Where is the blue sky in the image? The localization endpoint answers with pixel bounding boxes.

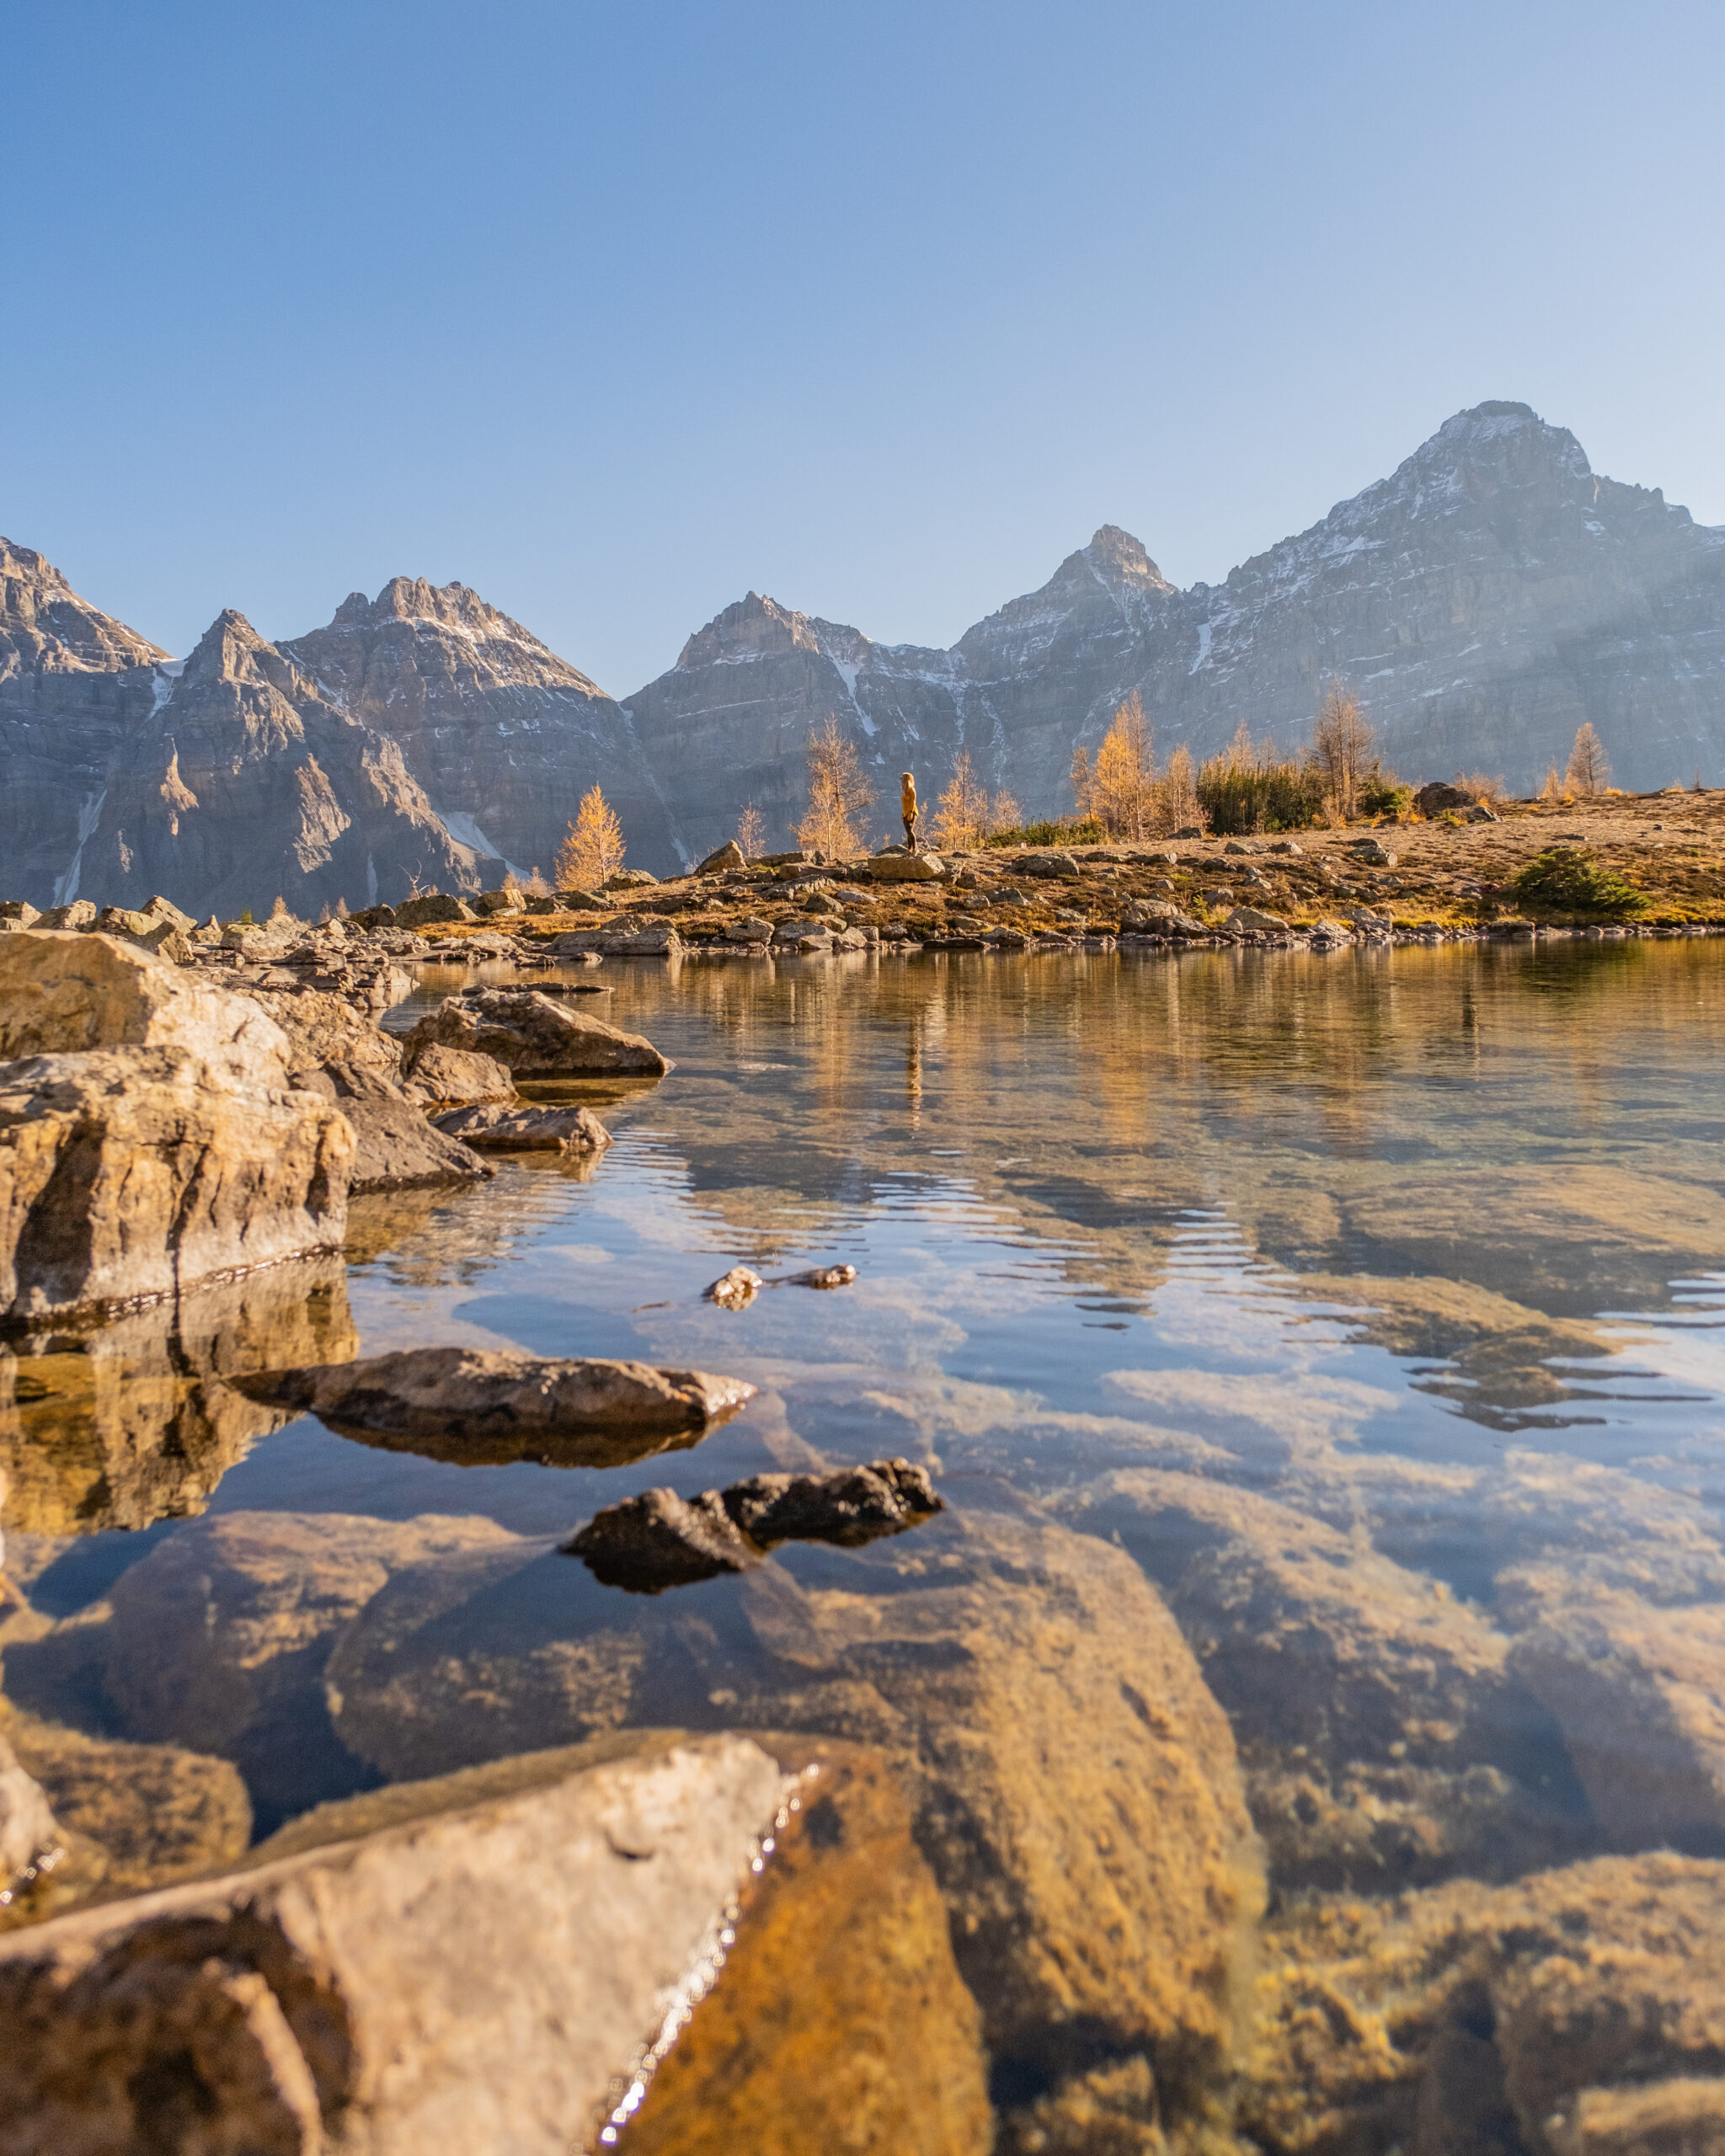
[7,1,1722,693]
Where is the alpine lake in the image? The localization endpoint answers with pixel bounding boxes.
[7,936,1725,2154]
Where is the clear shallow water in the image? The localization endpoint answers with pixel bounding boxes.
[6,938,1725,1831]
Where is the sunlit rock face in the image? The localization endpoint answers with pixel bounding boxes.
[281,576,679,885]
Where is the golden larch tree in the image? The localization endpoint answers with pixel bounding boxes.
[1311,682,1375,823]
[555,784,626,890]
[1566,723,1610,795]
[735,802,766,860]
[932,749,992,852]
[797,718,874,859]
[1091,691,1156,839]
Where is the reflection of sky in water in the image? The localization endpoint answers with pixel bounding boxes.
[9,941,1725,1826]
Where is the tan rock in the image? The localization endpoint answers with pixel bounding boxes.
[403,985,670,1075]
[0,1733,786,2156]
[0,1046,354,1322]
[225,980,404,1086]
[868,851,945,882]
[231,1346,756,1455]
[0,929,291,1084]
[430,1100,611,1152]
[398,1042,515,1106]
[622,1737,991,2156]
[328,1509,1263,2136]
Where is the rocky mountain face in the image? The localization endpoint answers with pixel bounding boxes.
[0,549,483,916]
[0,540,167,907]
[5,401,1722,909]
[622,405,1725,855]
[281,579,676,879]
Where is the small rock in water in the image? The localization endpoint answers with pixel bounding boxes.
[786,1263,857,1289]
[566,1487,764,1591]
[706,1264,763,1309]
[230,1346,756,1449]
[724,1459,943,1548]
[564,1459,945,1592]
[431,1102,611,1154]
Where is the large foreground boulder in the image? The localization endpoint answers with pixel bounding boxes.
[0,1047,354,1323]
[0,1734,787,2156]
[324,1508,1263,2141]
[0,930,292,1077]
[402,985,670,1075]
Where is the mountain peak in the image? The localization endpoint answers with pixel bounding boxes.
[0,537,168,670]
[1085,525,1173,593]
[676,590,824,669]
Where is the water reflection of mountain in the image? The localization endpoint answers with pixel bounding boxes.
[1,1260,357,1540]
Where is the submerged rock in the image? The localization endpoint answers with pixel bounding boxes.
[1509,1593,1725,1854]
[327,1508,1262,2140]
[431,1100,611,1153]
[3,1709,253,1915]
[620,1737,992,2156]
[1058,1469,1570,1891]
[567,1460,944,1592]
[402,985,670,1075]
[230,1345,756,1454]
[1244,1853,1725,2156]
[0,1734,785,2156]
[95,1509,518,1825]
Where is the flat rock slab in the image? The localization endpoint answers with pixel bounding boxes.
[0,1734,786,2156]
[866,851,944,883]
[403,986,670,1075]
[230,1346,757,1463]
[566,1460,945,1592]
[431,1101,611,1153]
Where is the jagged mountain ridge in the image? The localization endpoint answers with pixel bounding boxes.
[280,579,676,878]
[621,404,1725,856]
[3,399,1722,910]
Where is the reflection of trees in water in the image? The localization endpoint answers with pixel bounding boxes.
[596,941,1725,1332]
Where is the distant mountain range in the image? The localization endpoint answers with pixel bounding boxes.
[4,400,1722,913]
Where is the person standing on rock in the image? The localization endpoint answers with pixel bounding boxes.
[901,771,919,850]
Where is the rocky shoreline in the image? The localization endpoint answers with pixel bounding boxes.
[2,872,1724,2152]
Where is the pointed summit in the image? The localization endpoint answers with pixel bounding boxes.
[1085,526,1174,594]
